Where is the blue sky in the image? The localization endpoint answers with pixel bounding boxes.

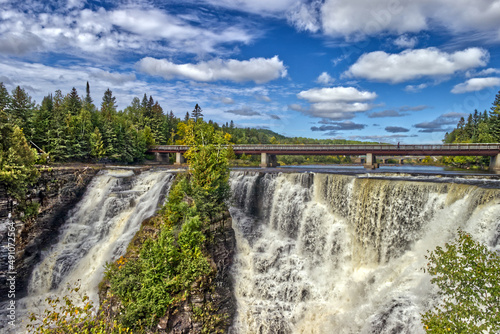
[1,0,500,143]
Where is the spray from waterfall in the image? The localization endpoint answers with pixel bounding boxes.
[229,171,500,334]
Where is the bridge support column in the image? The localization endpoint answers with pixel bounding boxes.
[364,153,379,169]
[174,152,185,166]
[260,153,279,168]
[155,152,170,164]
[489,154,500,172]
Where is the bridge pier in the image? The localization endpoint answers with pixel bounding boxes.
[260,153,279,168]
[364,153,379,169]
[174,152,185,166]
[155,152,170,164]
[489,154,500,172]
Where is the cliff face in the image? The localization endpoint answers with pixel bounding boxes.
[99,213,236,334]
[0,166,100,301]
[157,218,236,334]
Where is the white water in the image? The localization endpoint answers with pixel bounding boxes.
[3,168,174,332]
[228,171,500,334]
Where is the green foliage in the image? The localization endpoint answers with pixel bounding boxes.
[422,230,500,333]
[105,118,231,330]
[0,121,40,199]
[27,281,130,334]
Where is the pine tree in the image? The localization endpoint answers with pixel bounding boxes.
[90,127,105,161]
[101,88,117,122]
[191,104,203,121]
[0,82,10,114]
[489,90,500,141]
[65,87,82,116]
[10,86,35,139]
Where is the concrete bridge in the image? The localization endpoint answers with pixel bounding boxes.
[148,144,500,171]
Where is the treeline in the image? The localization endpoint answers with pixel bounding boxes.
[0,82,180,163]
[442,90,500,167]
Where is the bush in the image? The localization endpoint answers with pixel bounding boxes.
[27,281,130,333]
[422,230,500,333]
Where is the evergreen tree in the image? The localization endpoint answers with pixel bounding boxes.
[101,88,117,121]
[90,127,105,161]
[65,87,82,116]
[0,82,10,114]
[191,104,203,121]
[489,91,500,141]
[10,86,35,139]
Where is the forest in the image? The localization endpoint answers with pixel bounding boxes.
[441,90,500,167]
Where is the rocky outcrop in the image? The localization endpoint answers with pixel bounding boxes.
[99,213,236,333]
[0,166,100,301]
[157,217,236,334]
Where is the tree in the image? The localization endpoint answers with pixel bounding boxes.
[10,86,35,139]
[182,120,231,221]
[0,82,10,113]
[0,120,39,199]
[422,230,500,333]
[89,127,105,161]
[101,88,117,121]
[191,103,203,121]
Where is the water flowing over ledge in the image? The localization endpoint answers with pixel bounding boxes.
[228,171,500,334]
[1,169,175,332]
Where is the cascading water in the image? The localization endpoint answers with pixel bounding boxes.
[3,168,175,332]
[228,171,500,334]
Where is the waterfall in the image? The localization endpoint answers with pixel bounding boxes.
[228,171,500,334]
[3,168,175,332]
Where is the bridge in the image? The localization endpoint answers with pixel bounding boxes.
[148,144,500,171]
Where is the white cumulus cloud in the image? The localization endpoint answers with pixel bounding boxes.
[287,0,500,39]
[316,72,335,85]
[393,35,418,49]
[346,47,489,83]
[451,77,500,94]
[297,86,377,103]
[137,56,287,84]
[296,86,377,120]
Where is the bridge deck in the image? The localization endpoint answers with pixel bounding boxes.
[149,144,500,156]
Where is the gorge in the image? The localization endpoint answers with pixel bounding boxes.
[2,168,500,333]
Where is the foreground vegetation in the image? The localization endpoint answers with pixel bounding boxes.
[422,231,500,333]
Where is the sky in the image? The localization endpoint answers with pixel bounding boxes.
[1,0,500,144]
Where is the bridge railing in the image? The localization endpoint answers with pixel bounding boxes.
[150,143,500,152]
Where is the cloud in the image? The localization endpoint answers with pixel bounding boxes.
[202,0,299,14]
[311,121,366,133]
[255,94,272,102]
[295,86,377,120]
[270,114,281,120]
[400,105,428,111]
[405,83,428,92]
[414,112,466,133]
[0,3,256,57]
[345,47,489,83]
[225,106,261,116]
[287,0,500,39]
[451,77,500,94]
[393,35,418,49]
[137,56,287,83]
[89,69,136,85]
[385,126,410,133]
[297,86,377,103]
[350,134,417,143]
[316,72,335,85]
[0,32,44,55]
[220,97,235,104]
[368,109,406,118]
